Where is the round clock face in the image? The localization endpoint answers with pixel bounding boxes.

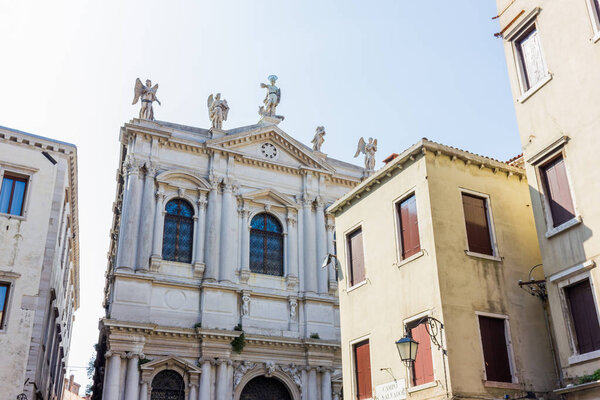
[261,143,278,159]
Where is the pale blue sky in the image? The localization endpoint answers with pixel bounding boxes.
[0,0,514,389]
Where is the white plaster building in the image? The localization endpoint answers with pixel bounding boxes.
[93,117,363,400]
[0,126,80,400]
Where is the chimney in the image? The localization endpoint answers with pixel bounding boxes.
[383,153,399,164]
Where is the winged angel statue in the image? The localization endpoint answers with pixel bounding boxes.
[207,93,229,130]
[354,137,378,171]
[132,78,161,120]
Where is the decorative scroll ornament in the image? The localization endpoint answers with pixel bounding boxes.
[233,361,257,389]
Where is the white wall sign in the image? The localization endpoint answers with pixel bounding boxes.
[374,379,406,400]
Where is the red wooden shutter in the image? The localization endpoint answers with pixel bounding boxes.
[348,229,365,286]
[398,195,421,259]
[462,194,493,255]
[354,341,372,399]
[565,280,600,354]
[410,323,434,386]
[478,316,512,382]
[541,156,575,227]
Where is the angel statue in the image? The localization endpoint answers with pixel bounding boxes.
[311,126,326,152]
[207,93,229,130]
[132,78,161,120]
[354,137,378,171]
[259,75,283,120]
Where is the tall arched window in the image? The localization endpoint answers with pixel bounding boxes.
[162,198,194,263]
[250,213,284,276]
[151,370,184,400]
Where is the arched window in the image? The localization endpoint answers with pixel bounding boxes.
[162,199,194,263]
[250,213,284,276]
[151,370,184,400]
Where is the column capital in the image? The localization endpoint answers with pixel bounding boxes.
[126,352,140,360]
[286,212,297,226]
[315,196,325,209]
[155,188,166,200]
[197,192,208,209]
[144,162,159,178]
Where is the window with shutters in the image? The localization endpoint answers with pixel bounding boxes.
[407,321,434,387]
[396,194,421,260]
[0,282,10,329]
[565,279,600,354]
[250,213,284,276]
[540,155,576,228]
[514,24,549,93]
[478,315,514,383]
[461,192,496,257]
[0,173,28,216]
[347,227,366,287]
[353,340,372,400]
[162,198,194,263]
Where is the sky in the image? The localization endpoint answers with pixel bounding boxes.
[0,0,515,391]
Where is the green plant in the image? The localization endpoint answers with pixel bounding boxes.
[234,323,243,331]
[309,333,320,339]
[193,322,202,329]
[138,357,152,368]
[578,369,600,384]
[231,332,246,353]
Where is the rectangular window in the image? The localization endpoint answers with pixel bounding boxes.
[462,193,493,256]
[353,340,372,399]
[409,321,434,386]
[347,228,365,286]
[397,195,420,259]
[0,283,9,328]
[565,279,600,354]
[515,26,547,91]
[540,155,575,227]
[0,174,28,216]
[478,316,512,383]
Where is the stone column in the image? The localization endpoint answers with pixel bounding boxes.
[286,210,298,289]
[124,352,140,400]
[188,383,198,400]
[321,368,332,400]
[308,367,318,400]
[193,193,208,277]
[326,214,337,292]
[215,360,228,400]
[226,362,234,400]
[199,360,212,400]
[117,160,142,270]
[297,200,305,293]
[315,198,328,294]
[239,207,251,283]
[303,198,317,293]
[204,178,221,281]
[103,351,123,400]
[219,182,236,283]
[139,381,148,400]
[150,188,166,269]
[300,367,308,400]
[137,164,157,272]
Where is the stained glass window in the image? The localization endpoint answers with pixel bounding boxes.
[250,213,284,276]
[151,370,184,400]
[0,174,27,216]
[162,199,194,263]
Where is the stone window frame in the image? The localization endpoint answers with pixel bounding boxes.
[458,188,502,262]
[403,310,439,393]
[348,333,372,400]
[247,210,287,278]
[0,161,37,221]
[343,221,368,292]
[584,0,600,42]
[0,271,20,332]
[392,187,425,267]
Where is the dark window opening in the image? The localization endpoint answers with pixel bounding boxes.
[250,213,284,276]
[162,199,194,263]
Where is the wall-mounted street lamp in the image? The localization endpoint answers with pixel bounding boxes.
[321,253,344,281]
[395,336,419,367]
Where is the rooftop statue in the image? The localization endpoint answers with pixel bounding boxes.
[354,137,378,171]
[132,78,161,120]
[207,93,229,130]
[311,126,326,152]
[259,75,284,120]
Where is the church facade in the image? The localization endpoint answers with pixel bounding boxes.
[92,109,363,400]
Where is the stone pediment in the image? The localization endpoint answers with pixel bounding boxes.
[140,355,202,373]
[242,188,298,209]
[156,170,211,191]
[206,125,334,173]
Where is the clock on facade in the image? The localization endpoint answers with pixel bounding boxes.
[260,143,278,159]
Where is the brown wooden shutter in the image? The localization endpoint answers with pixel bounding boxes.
[478,316,512,382]
[348,229,365,286]
[462,194,493,255]
[398,195,421,259]
[354,340,372,399]
[410,323,434,386]
[541,156,575,227]
[565,279,600,354]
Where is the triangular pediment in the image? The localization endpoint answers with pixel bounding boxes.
[206,125,333,172]
[140,355,201,373]
[242,188,298,209]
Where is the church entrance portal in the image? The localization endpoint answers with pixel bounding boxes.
[151,370,185,400]
[239,376,292,400]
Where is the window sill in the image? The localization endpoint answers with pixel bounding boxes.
[407,381,437,393]
[0,212,26,221]
[465,251,502,262]
[347,279,368,293]
[568,349,600,365]
[545,215,582,238]
[484,381,521,390]
[394,250,425,268]
[517,74,552,103]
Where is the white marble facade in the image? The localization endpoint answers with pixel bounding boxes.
[95,118,363,400]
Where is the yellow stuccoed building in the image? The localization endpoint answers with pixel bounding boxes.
[328,140,558,400]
